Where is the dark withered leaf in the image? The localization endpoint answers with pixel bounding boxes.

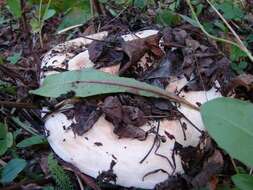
[102,96,147,127]
[120,37,147,74]
[118,94,177,118]
[119,34,163,74]
[143,49,183,89]
[113,124,147,141]
[185,38,200,51]
[191,150,224,188]
[102,96,123,127]
[227,73,253,91]
[88,40,104,62]
[145,34,164,58]
[144,56,173,80]
[71,103,101,135]
[102,96,148,139]
[122,37,147,63]
[172,29,187,45]
[178,145,204,176]
[122,106,147,127]
[155,175,188,190]
[118,94,153,116]
[88,37,124,68]
[182,55,195,80]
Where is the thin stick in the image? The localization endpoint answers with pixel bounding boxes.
[0,101,39,109]
[76,174,85,190]
[230,157,239,173]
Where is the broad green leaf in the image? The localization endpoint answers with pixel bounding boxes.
[0,158,27,184]
[232,174,253,190]
[57,1,91,32]
[7,52,22,64]
[17,135,47,148]
[0,123,13,156]
[30,68,197,110]
[201,97,253,167]
[7,0,22,18]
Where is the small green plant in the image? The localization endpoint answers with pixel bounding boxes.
[7,51,22,64]
[30,0,56,47]
[47,153,74,190]
[56,0,91,33]
[0,122,13,156]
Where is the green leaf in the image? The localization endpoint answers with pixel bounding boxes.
[215,1,244,21]
[214,20,227,32]
[7,52,22,64]
[201,97,253,167]
[30,18,40,33]
[155,9,181,26]
[7,0,22,18]
[246,34,253,43]
[0,159,27,184]
[231,45,247,62]
[179,14,199,27]
[16,135,47,148]
[0,81,16,95]
[232,174,253,190]
[238,61,248,70]
[0,16,6,25]
[134,0,146,9]
[57,1,91,32]
[43,186,54,190]
[30,68,197,110]
[11,117,39,136]
[43,9,56,21]
[0,123,13,156]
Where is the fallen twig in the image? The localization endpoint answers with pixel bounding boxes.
[0,101,39,109]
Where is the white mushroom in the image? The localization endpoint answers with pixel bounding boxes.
[41,30,221,189]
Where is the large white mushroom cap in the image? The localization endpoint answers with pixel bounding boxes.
[41,30,221,189]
